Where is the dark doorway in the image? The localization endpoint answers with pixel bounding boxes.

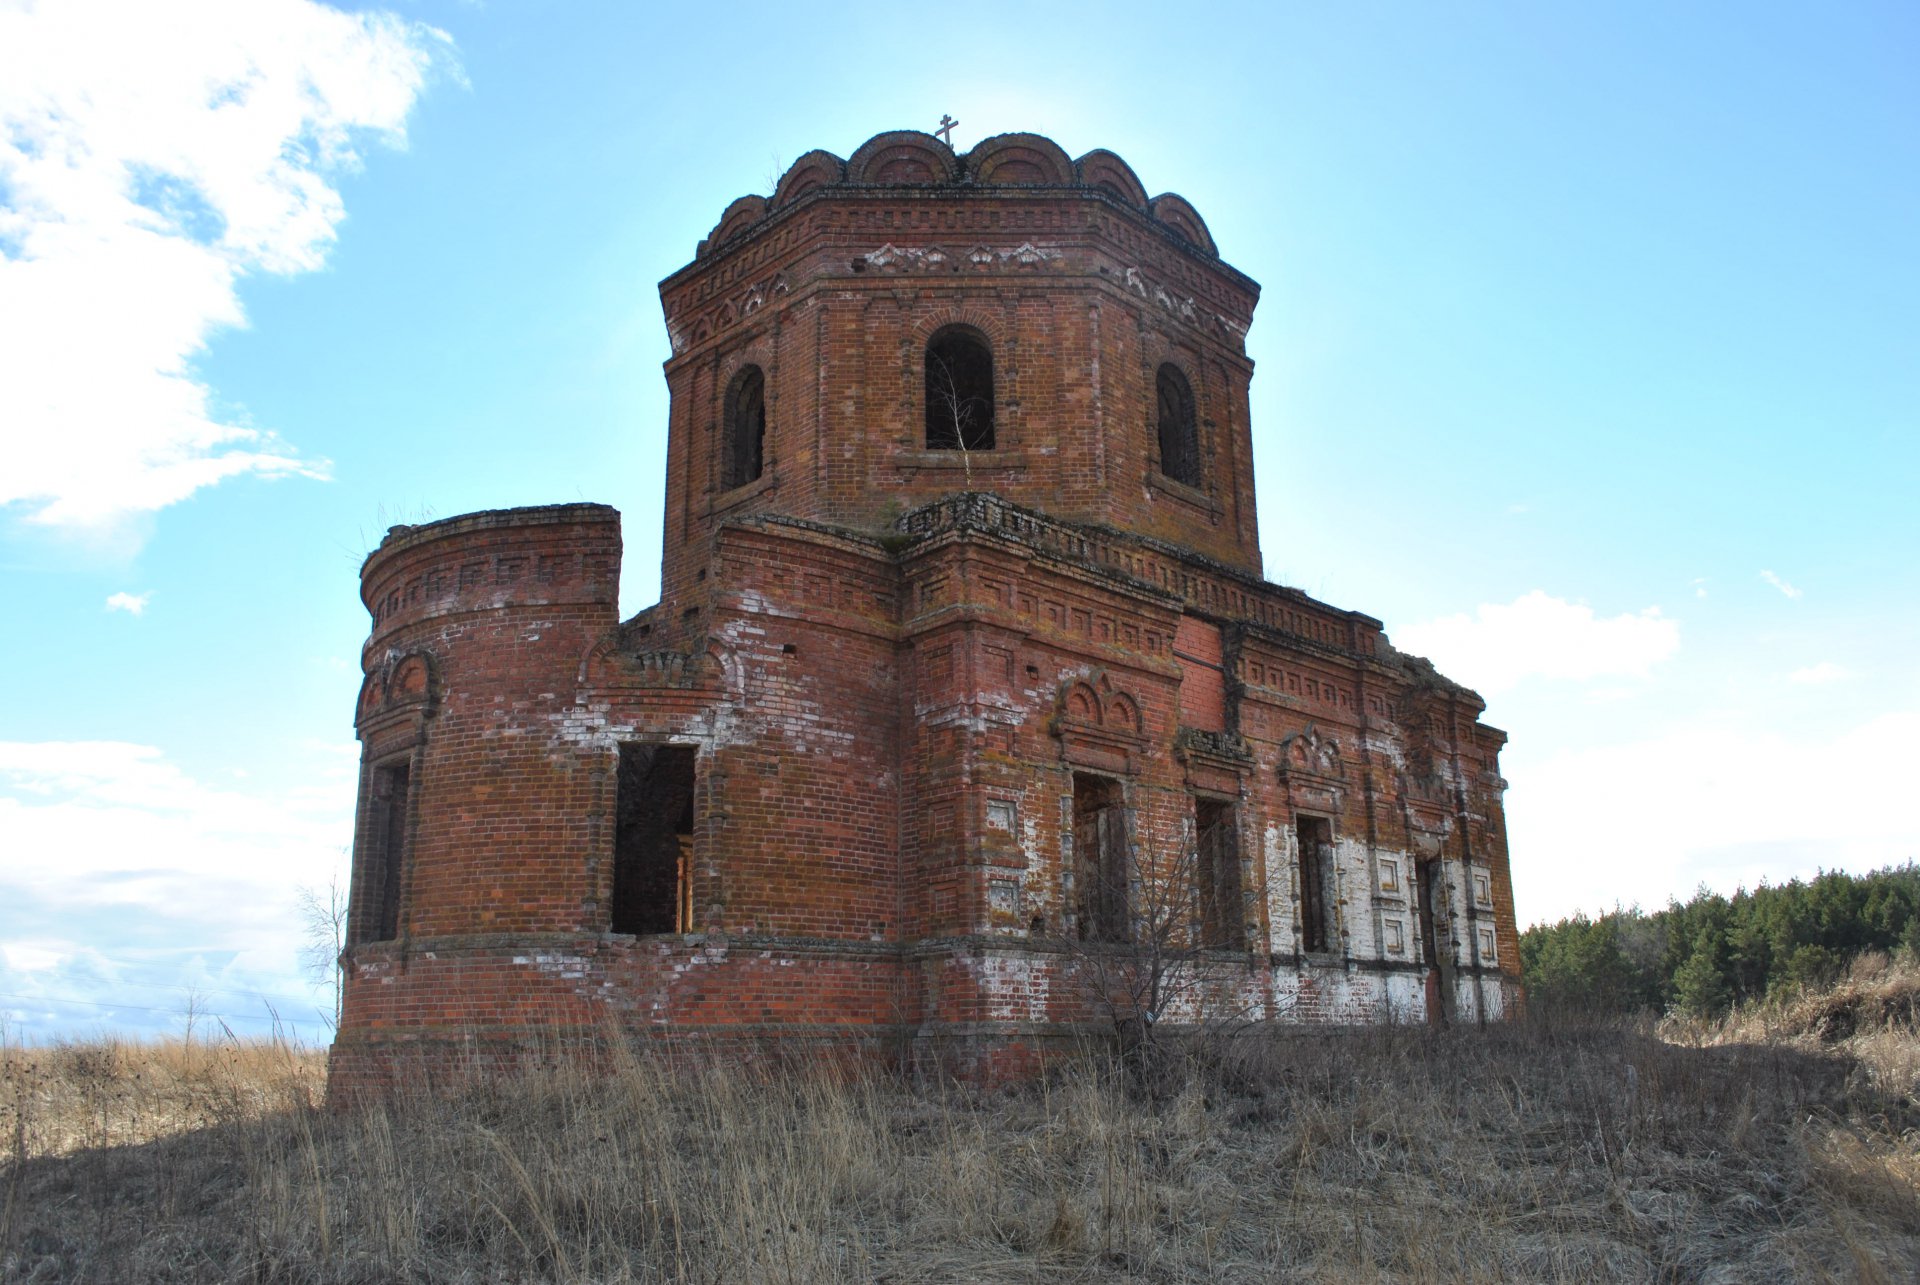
[1416,858,1455,1024]
[613,744,696,935]
[1073,773,1128,942]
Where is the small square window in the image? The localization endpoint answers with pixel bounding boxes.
[1379,858,1399,893]
[1384,918,1406,955]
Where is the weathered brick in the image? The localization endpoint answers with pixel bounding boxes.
[331,131,1520,1093]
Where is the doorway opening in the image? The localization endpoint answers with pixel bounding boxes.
[613,744,696,934]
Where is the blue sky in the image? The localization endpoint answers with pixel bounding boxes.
[2,0,1915,1042]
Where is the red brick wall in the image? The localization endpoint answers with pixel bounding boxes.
[350,505,622,943]
[334,133,1524,1091]
[653,183,1265,612]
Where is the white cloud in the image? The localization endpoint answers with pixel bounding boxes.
[104,590,149,614]
[2,941,66,973]
[1511,710,1920,925]
[0,739,348,890]
[1788,661,1850,685]
[1690,577,1708,599]
[0,1,452,538]
[1760,569,1803,599]
[0,739,355,1039]
[1394,590,1680,696]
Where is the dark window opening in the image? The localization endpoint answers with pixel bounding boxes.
[1073,773,1128,942]
[723,365,766,489]
[1296,816,1333,953]
[1196,798,1242,949]
[613,744,696,935]
[925,327,995,451]
[1156,363,1199,487]
[361,761,410,943]
[1416,859,1443,968]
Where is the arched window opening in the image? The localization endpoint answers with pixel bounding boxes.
[723,365,766,489]
[925,328,995,451]
[1156,363,1199,487]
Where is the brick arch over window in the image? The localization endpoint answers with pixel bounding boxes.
[722,364,766,488]
[924,325,995,451]
[1156,362,1199,486]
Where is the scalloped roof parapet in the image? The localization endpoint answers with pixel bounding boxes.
[695,129,1218,260]
[1073,149,1150,209]
[846,129,960,187]
[967,132,1075,186]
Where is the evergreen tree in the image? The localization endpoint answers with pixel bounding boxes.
[1520,863,1920,1017]
[1672,926,1732,1018]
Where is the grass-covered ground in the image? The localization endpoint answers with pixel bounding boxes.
[6,965,1920,1282]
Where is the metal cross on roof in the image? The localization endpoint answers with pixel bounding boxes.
[935,114,959,146]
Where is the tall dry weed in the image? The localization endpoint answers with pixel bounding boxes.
[3,1014,1919,1282]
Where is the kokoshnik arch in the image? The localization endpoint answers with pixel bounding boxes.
[334,129,1521,1088]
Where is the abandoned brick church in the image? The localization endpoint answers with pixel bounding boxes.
[333,129,1521,1087]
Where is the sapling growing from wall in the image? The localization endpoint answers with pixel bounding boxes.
[1056,791,1260,1088]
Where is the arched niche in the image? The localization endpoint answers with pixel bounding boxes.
[846,130,958,186]
[1064,680,1102,725]
[1073,149,1149,209]
[1105,692,1142,735]
[1149,192,1217,257]
[967,133,1074,186]
[1051,671,1149,775]
[700,195,769,257]
[771,149,845,208]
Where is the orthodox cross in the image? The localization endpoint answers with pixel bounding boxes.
[935,114,959,146]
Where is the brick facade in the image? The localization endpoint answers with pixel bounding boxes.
[332,131,1522,1090]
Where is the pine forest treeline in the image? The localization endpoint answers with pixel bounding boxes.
[1520,863,1920,1018]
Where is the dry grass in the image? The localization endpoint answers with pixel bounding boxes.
[1667,952,1920,1108]
[4,1010,1919,1283]
[1,1033,324,1159]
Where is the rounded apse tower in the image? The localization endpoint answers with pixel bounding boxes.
[338,505,620,1084]
[332,131,1522,1091]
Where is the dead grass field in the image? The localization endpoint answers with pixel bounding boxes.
[6,972,1920,1283]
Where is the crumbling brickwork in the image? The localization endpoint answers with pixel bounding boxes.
[332,130,1522,1090]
